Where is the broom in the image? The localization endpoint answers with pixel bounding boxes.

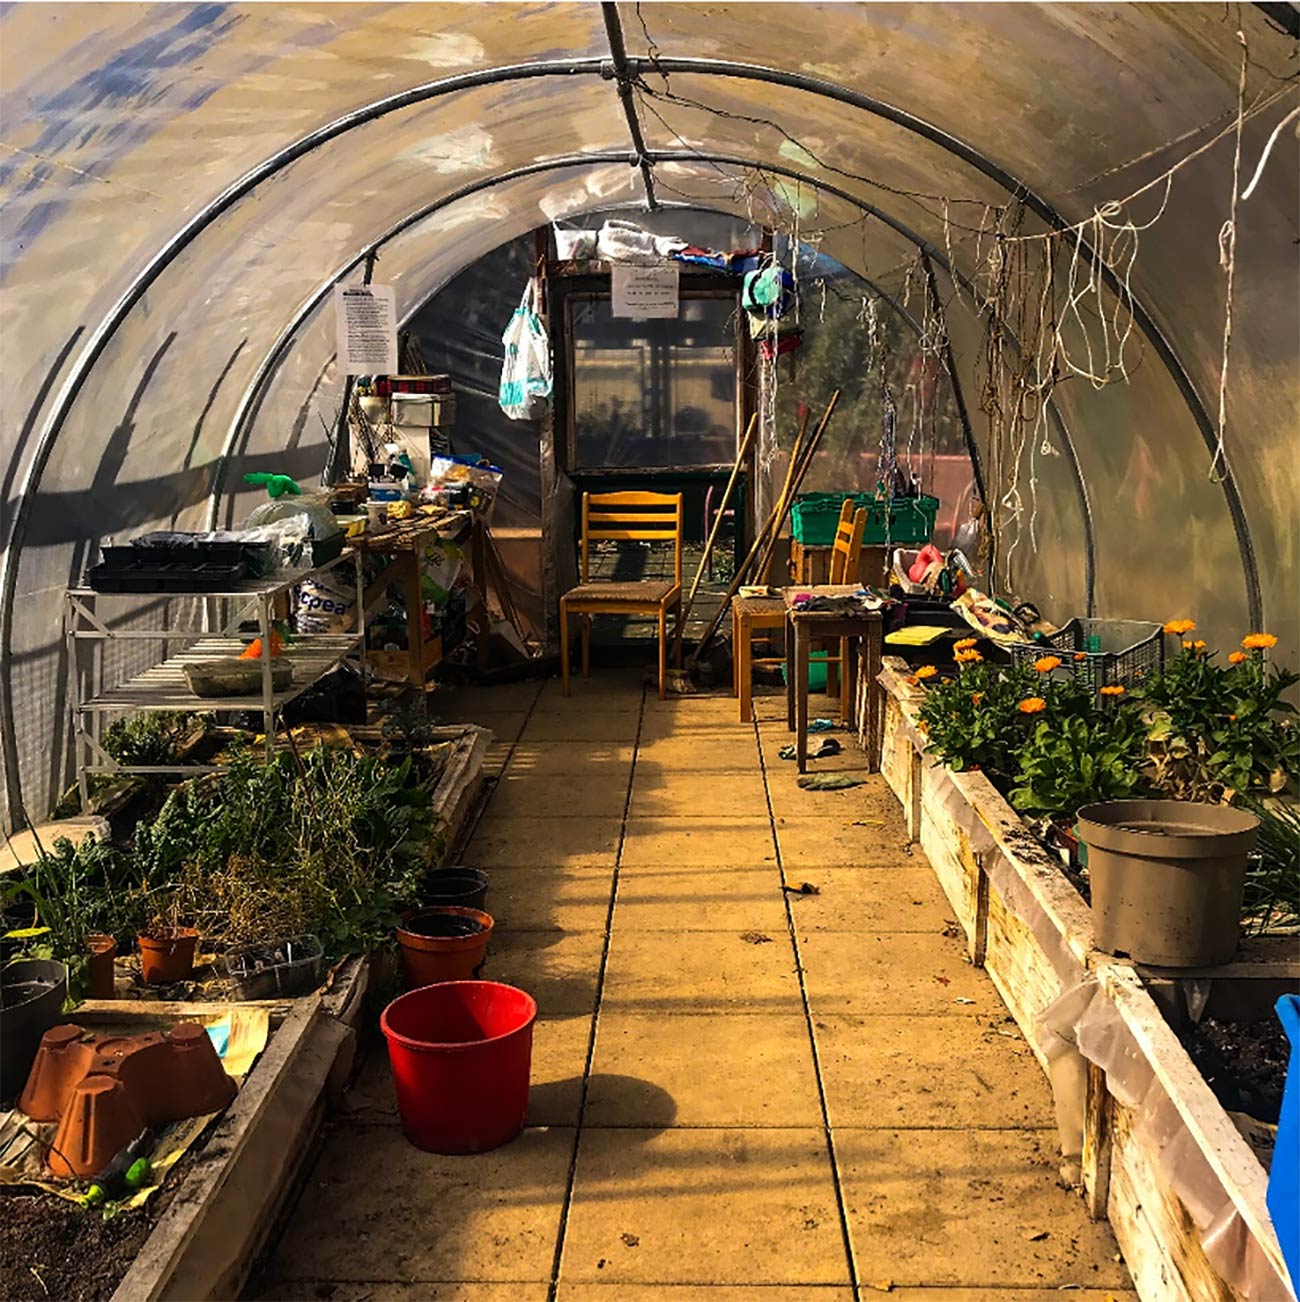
[662,414,759,693]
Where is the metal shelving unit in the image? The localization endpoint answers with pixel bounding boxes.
[65,550,364,804]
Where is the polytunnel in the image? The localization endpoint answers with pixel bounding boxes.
[4,7,1300,1300]
[0,3,1297,825]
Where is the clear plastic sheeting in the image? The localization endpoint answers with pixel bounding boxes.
[1,2,1297,827]
[1040,973,1296,1302]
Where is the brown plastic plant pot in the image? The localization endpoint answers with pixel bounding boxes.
[85,934,117,1000]
[1077,798,1259,967]
[20,1022,237,1178]
[137,927,199,984]
[396,907,493,990]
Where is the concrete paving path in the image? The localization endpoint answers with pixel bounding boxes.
[252,674,1136,1302]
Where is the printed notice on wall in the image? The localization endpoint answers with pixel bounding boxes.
[611,264,680,319]
[336,284,398,375]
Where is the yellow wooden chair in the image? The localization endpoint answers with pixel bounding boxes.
[819,498,868,710]
[560,491,684,699]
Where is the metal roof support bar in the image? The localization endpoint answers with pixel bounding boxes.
[601,2,658,210]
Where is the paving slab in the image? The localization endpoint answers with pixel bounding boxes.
[628,768,769,820]
[486,930,606,1015]
[766,771,907,822]
[783,864,952,932]
[524,710,643,742]
[774,814,912,868]
[587,1012,820,1127]
[558,1288,854,1301]
[561,1127,850,1285]
[601,929,802,1016]
[618,817,777,869]
[484,865,612,932]
[263,1123,573,1284]
[612,866,787,932]
[345,1015,593,1128]
[796,930,986,1014]
[487,772,629,820]
[836,1127,1130,1289]
[256,1284,550,1300]
[468,816,622,868]
[432,681,545,714]
[505,740,637,776]
[863,1289,1136,1301]
[813,1013,1054,1129]
[634,735,760,772]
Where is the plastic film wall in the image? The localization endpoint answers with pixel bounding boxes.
[1,2,1296,829]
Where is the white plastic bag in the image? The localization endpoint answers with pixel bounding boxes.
[597,219,685,265]
[498,280,552,420]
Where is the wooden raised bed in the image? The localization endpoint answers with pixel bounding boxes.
[877,656,1297,1302]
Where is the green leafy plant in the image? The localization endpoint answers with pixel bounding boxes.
[104,711,210,767]
[1137,639,1298,799]
[1,834,139,996]
[1009,706,1147,819]
[1239,797,1300,935]
[135,744,438,957]
[917,659,1038,775]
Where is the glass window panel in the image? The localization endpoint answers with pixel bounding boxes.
[570,296,739,469]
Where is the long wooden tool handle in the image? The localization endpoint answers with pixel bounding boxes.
[757,388,840,581]
[673,413,758,656]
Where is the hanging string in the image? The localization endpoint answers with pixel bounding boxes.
[1212,29,1250,484]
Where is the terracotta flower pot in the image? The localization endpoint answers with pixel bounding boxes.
[85,934,117,1000]
[137,928,199,985]
[396,907,493,990]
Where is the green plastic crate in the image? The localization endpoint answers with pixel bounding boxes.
[790,493,939,547]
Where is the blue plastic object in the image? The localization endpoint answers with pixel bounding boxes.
[1268,994,1300,1289]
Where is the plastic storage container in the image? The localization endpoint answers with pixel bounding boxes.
[791,493,939,546]
[380,980,537,1153]
[1011,618,1164,688]
[1269,993,1300,1289]
[224,934,323,999]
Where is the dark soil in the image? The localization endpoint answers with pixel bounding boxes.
[0,1139,201,1300]
[0,1189,154,1301]
[1177,1015,1291,1125]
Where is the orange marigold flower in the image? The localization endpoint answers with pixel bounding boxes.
[1034,655,1062,673]
[1183,640,1193,650]
[914,664,938,680]
[1228,650,1247,664]
[1229,714,1238,722]
[954,637,977,651]
[954,648,983,664]
[971,692,983,705]
[1073,652,1088,661]
[1099,685,1126,697]
[1018,697,1047,714]
[1164,619,1196,635]
[1242,632,1278,650]
[1192,640,1206,651]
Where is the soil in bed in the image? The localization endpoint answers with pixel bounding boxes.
[1177,1015,1290,1125]
[0,1146,199,1301]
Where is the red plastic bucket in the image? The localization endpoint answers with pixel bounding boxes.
[379,980,537,1154]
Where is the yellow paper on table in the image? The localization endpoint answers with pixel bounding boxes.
[0,1006,269,1206]
[885,625,951,646]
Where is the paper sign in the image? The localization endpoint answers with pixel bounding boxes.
[611,264,680,319]
[336,284,398,375]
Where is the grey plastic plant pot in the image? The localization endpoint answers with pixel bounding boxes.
[1077,799,1258,967]
[1,959,69,1103]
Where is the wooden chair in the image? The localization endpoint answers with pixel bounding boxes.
[560,491,683,699]
[819,498,868,710]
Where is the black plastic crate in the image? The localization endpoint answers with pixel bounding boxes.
[88,560,245,593]
[1011,618,1164,688]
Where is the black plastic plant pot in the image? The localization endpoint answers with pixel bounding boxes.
[223,934,324,1001]
[415,867,490,912]
[1,959,68,1104]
